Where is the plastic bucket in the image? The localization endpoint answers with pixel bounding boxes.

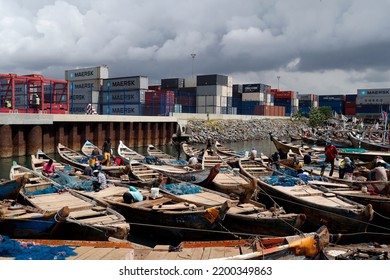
[245,151,250,158]
[151,188,159,198]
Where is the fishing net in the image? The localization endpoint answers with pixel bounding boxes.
[52,171,94,192]
[338,148,366,153]
[261,175,302,187]
[163,183,202,195]
[0,235,77,260]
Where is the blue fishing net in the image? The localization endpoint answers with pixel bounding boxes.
[338,148,366,153]
[274,169,297,177]
[261,175,301,187]
[163,183,202,195]
[167,159,187,165]
[0,235,77,260]
[25,185,66,196]
[52,171,94,192]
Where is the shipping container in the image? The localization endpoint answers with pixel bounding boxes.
[196,74,228,86]
[148,85,161,91]
[242,83,270,93]
[274,91,295,99]
[184,77,196,88]
[344,107,356,115]
[345,94,357,102]
[102,76,148,90]
[174,104,182,113]
[196,95,224,107]
[274,98,294,106]
[233,84,243,94]
[161,78,184,89]
[69,90,99,105]
[100,89,146,104]
[101,104,144,115]
[356,104,381,114]
[197,106,221,114]
[356,88,390,104]
[70,102,100,114]
[242,92,264,102]
[197,85,229,96]
[298,94,315,101]
[65,66,109,81]
[318,95,345,102]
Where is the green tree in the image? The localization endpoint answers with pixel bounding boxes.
[308,107,332,127]
[291,110,304,121]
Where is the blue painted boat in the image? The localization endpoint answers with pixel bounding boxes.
[0,200,69,238]
[0,177,25,200]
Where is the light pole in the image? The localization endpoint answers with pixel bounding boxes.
[191,53,196,78]
[277,76,280,90]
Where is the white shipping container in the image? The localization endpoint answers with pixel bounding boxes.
[242,92,264,102]
[174,104,182,113]
[70,90,100,104]
[102,76,148,90]
[196,95,222,106]
[65,66,109,81]
[293,99,299,107]
[197,106,221,114]
[228,77,233,88]
[101,104,143,115]
[184,77,196,88]
[70,103,99,114]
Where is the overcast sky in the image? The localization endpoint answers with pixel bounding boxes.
[1,0,390,95]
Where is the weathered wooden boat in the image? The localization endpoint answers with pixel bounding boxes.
[142,163,220,187]
[269,133,308,155]
[0,237,136,260]
[75,183,231,241]
[117,140,145,164]
[81,139,102,156]
[214,141,243,158]
[159,180,306,237]
[143,226,329,260]
[9,162,130,241]
[0,177,26,200]
[57,143,127,175]
[31,149,76,174]
[240,160,374,233]
[181,143,204,160]
[0,199,69,239]
[147,144,188,166]
[348,130,389,151]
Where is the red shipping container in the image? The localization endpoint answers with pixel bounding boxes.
[345,107,356,115]
[148,85,161,91]
[274,91,295,99]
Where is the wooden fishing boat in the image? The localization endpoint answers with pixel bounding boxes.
[159,180,306,237]
[143,225,329,260]
[142,163,220,187]
[0,177,26,200]
[57,143,127,175]
[240,160,374,233]
[81,139,102,156]
[181,143,204,160]
[214,141,243,158]
[0,199,69,239]
[348,130,389,151]
[9,162,130,241]
[0,237,136,260]
[147,144,188,166]
[31,150,76,174]
[269,133,308,155]
[117,140,145,164]
[75,183,231,242]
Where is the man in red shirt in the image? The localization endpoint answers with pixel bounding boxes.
[320,141,338,177]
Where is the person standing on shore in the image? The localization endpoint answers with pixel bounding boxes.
[101,138,112,166]
[320,141,338,177]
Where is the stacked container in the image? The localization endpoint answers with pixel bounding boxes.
[65,66,109,114]
[318,95,345,115]
[100,76,148,115]
[196,74,232,114]
[356,88,390,119]
[144,90,175,116]
[272,89,297,116]
[344,94,357,116]
[298,94,318,116]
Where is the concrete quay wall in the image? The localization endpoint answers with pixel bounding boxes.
[0,113,177,158]
[0,113,288,158]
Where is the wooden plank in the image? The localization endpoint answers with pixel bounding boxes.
[175,248,194,260]
[224,247,241,257]
[101,248,134,260]
[144,250,170,260]
[190,248,205,260]
[78,214,120,224]
[68,246,96,260]
[209,247,227,259]
[201,247,212,260]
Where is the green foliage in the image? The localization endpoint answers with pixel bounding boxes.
[291,110,304,121]
[308,107,332,127]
